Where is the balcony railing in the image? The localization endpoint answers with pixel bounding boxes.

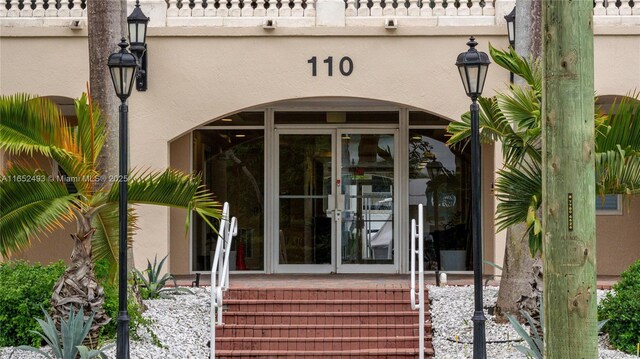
[1,0,638,27]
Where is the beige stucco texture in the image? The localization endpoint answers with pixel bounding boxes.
[2,27,639,275]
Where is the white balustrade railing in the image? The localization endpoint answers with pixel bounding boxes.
[166,0,315,17]
[210,202,238,359]
[1,0,637,21]
[1,0,87,18]
[410,203,425,359]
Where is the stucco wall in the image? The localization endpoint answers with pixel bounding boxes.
[169,133,192,274]
[596,196,640,275]
[2,26,639,274]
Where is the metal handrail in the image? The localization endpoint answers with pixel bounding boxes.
[210,202,238,359]
[410,203,425,359]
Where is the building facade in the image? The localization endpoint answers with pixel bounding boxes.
[1,0,639,276]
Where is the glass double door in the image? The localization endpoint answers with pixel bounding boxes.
[276,129,396,273]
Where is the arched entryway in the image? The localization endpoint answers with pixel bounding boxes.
[169,97,486,275]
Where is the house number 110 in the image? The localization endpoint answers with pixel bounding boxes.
[308,56,354,77]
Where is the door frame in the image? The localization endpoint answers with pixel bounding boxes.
[272,126,400,274]
[273,128,337,274]
[335,128,399,274]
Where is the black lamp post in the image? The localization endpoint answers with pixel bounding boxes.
[504,6,516,83]
[426,160,444,286]
[127,0,150,91]
[108,38,138,359]
[455,36,490,359]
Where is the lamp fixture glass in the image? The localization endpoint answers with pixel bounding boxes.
[504,7,516,47]
[127,0,150,56]
[455,36,491,100]
[108,38,138,100]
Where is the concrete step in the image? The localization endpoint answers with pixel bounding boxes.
[217,323,432,338]
[215,347,435,358]
[215,336,430,351]
[224,288,427,302]
[224,299,411,312]
[222,311,423,325]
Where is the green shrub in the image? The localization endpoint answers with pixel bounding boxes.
[0,260,66,347]
[599,259,640,354]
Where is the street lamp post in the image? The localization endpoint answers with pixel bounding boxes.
[455,36,490,359]
[108,38,138,359]
[108,4,149,358]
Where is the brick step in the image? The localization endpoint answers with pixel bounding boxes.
[223,311,422,325]
[217,323,432,338]
[215,348,435,358]
[224,299,411,312]
[225,288,426,301]
[216,336,429,351]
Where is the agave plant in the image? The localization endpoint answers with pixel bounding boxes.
[134,254,193,299]
[17,307,112,359]
[0,93,220,339]
[508,295,609,358]
[447,45,640,256]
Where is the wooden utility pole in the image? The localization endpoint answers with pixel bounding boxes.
[542,0,598,358]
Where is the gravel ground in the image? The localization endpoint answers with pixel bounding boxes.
[1,286,635,358]
[428,285,635,359]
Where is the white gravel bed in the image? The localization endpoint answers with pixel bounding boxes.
[428,285,635,359]
[1,287,212,359]
[1,286,635,359]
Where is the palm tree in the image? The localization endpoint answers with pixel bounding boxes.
[447,46,640,321]
[0,93,220,342]
[448,45,640,256]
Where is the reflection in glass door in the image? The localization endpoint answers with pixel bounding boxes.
[338,132,395,268]
[277,133,334,272]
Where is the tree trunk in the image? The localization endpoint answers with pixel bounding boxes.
[88,0,126,179]
[515,0,542,63]
[87,0,136,272]
[542,0,597,357]
[494,0,543,323]
[51,216,109,348]
[494,223,543,323]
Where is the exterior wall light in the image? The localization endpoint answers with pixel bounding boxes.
[127,0,150,91]
[504,6,516,83]
[504,6,516,48]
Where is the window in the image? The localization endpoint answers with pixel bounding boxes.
[596,194,622,215]
[192,127,265,271]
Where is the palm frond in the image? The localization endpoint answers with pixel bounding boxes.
[447,96,514,147]
[0,94,77,157]
[596,147,640,196]
[494,161,542,255]
[0,165,76,256]
[106,168,221,232]
[488,45,541,94]
[91,204,138,281]
[74,93,106,169]
[496,85,541,131]
[596,93,640,153]
[0,94,96,195]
